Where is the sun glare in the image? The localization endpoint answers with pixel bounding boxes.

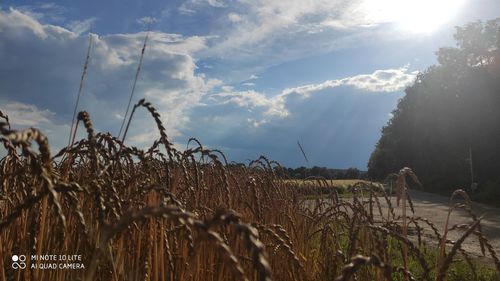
[362,0,466,33]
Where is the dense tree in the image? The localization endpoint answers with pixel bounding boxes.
[368,19,500,199]
[281,166,362,179]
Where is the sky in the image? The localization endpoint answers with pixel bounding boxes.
[0,0,499,169]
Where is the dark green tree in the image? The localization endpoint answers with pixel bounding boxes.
[368,18,500,196]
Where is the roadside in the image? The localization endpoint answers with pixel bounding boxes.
[376,189,500,259]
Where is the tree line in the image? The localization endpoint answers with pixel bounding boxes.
[281,166,363,179]
[368,19,500,204]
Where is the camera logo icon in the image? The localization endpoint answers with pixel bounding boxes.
[12,255,26,269]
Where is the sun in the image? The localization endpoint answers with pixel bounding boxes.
[361,0,466,33]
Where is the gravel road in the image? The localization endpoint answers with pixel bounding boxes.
[377,189,500,259]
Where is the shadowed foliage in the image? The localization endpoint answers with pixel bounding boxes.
[368,19,500,203]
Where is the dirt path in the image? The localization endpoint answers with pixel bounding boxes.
[377,190,500,258]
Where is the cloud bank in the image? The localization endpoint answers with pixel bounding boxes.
[0,7,418,167]
[0,8,220,149]
[210,66,418,121]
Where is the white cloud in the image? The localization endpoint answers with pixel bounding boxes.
[67,17,97,35]
[0,8,50,39]
[343,67,419,92]
[204,1,367,56]
[284,66,418,97]
[136,16,157,26]
[0,8,221,148]
[221,85,234,92]
[178,5,196,15]
[195,0,443,65]
[211,90,274,109]
[0,100,73,153]
[247,118,267,128]
[178,0,225,14]
[207,0,225,8]
[1,101,55,127]
[210,66,418,121]
[14,3,67,22]
[228,13,243,23]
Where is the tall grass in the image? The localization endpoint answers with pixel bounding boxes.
[68,32,93,147]
[0,100,499,281]
[117,28,150,139]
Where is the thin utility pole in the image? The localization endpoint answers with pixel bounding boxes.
[469,146,474,186]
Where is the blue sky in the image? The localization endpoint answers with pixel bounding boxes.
[0,0,499,169]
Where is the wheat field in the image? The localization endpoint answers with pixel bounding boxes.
[0,103,499,281]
